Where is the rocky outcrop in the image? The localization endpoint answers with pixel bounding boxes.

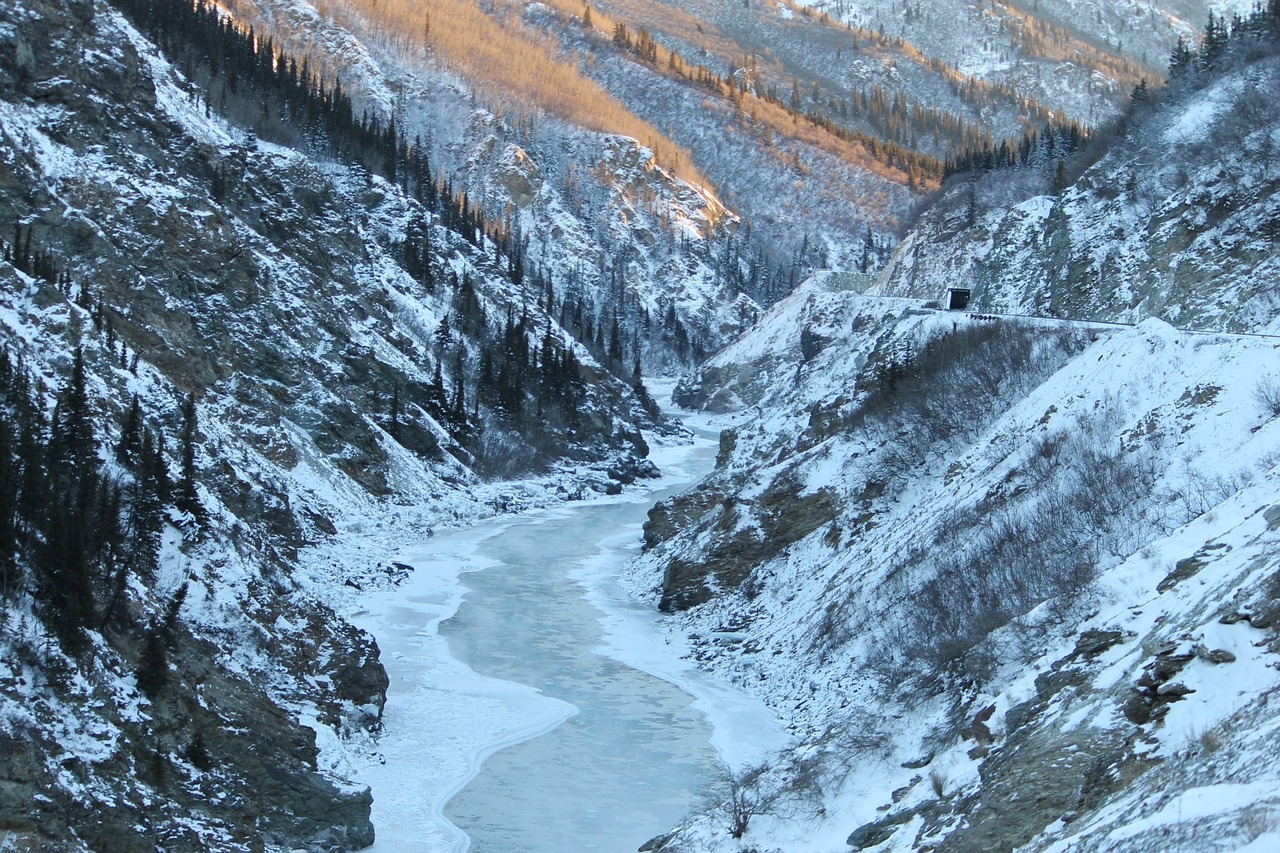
[672,273,873,414]
[628,270,1280,851]
[0,597,386,852]
[0,0,434,848]
[655,466,838,612]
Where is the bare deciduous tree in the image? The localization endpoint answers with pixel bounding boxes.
[725,765,768,839]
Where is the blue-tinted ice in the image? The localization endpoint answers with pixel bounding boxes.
[441,493,722,851]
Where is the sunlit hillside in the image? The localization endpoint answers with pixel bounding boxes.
[206,0,1225,290]
[561,0,1143,148]
[523,0,936,188]
[309,0,704,185]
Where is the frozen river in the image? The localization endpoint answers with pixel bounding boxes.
[353,417,787,852]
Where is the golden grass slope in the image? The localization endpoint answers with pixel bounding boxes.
[319,0,703,185]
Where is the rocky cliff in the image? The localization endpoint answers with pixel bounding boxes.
[638,298,1280,852]
[208,0,768,372]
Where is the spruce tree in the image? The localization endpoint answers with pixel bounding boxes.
[186,730,213,771]
[128,428,167,579]
[451,350,467,422]
[174,394,203,528]
[51,347,95,472]
[136,622,169,698]
[116,395,142,466]
[1050,161,1069,195]
[38,493,95,651]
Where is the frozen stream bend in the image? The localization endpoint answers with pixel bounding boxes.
[351,415,789,852]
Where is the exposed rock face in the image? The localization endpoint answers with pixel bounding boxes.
[660,473,839,607]
[654,466,838,612]
[672,272,871,413]
[0,604,386,852]
[643,485,720,553]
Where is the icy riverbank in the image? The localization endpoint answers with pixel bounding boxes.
[346,397,787,851]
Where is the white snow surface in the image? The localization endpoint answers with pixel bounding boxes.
[1,4,727,843]
[873,51,1280,337]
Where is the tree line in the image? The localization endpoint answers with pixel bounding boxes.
[1168,3,1280,79]
[942,119,1087,182]
[944,1,1280,185]
[607,20,943,188]
[106,0,662,471]
[109,0,496,255]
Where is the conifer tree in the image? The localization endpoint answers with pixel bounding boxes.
[51,347,95,472]
[129,428,168,577]
[174,394,203,528]
[1050,161,1069,195]
[136,622,169,698]
[451,350,467,421]
[186,730,213,771]
[38,492,95,650]
[116,394,142,466]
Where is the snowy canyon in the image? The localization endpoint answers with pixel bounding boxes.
[2,0,1279,850]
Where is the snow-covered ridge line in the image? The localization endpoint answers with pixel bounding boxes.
[872,29,1280,336]
[215,0,763,371]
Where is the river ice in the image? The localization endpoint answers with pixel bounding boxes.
[351,410,788,852]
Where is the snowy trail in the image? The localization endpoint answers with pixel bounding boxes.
[351,407,788,852]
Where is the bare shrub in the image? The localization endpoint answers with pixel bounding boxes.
[1170,465,1256,518]
[848,321,1090,489]
[724,765,768,839]
[929,767,948,798]
[879,399,1163,674]
[1253,376,1280,419]
[1197,726,1222,754]
[1241,803,1280,842]
[1023,429,1066,481]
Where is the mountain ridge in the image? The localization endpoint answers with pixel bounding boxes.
[872,10,1280,333]
[2,0,1278,849]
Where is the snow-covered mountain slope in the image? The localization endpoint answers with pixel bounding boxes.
[632,290,1280,850]
[516,0,1253,265]
[215,0,766,366]
[200,0,1265,332]
[795,0,1239,112]
[873,27,1280,334]
[672,270,874,413]
[186,0,1258,351]
[456,123,764,371]
[0,0,688,847]
[218,0,1208,305]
